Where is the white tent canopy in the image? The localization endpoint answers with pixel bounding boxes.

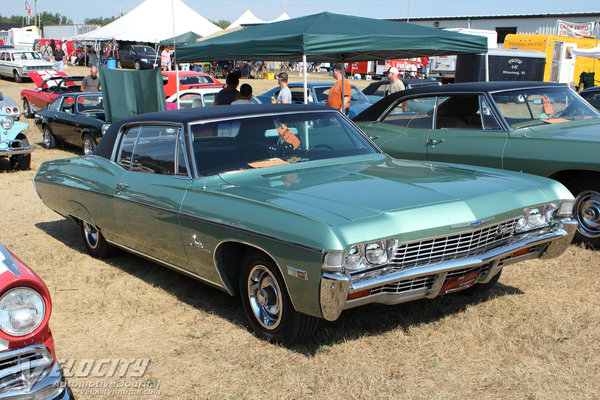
[269,12,291,23]
[571,46,600,58]
[73,0,221,42]
[227,9,266,30]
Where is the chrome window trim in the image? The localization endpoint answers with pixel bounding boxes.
[478,95,505,132]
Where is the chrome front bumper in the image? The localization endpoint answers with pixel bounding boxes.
[320,219,577,321]
[0,344,72,400]
[0,139,34,157]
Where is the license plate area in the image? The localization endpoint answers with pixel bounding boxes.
[440,268,482,294]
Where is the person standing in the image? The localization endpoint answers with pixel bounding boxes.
[231,84,253,105]
[276,72,292,104]
[80,66,101,92]
[214,73,240,106]
[161,47,171,71]
[386,67,405,95]
[61,41,69,64]
[326,63,351,114]
[52,44,66,72]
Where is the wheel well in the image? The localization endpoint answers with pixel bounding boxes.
[547,170,600,188]
[214,241,279,296]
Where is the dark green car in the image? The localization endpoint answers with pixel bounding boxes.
[34,104,575,343]
[354,81,600,248]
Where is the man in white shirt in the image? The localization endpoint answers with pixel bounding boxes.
[231,84,254,105]
[277,72,292,104]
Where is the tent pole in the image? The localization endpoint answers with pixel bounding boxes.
[340,58,345,113]
[303,55,308,104]
[171,0,180,109]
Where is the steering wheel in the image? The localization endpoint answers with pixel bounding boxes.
[306,144,334,153]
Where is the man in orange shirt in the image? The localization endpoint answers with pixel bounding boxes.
[326,63,351,114]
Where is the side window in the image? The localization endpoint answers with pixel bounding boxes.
[479,96,502,130]
[435,95,483,129]
[375,84,388,97]
[178,93,202,108]
[117,126,141,170]
[60,96,76,114]
[382,96,435,129]
[47,96,61,111]
[203,93,216,107]
[130,126,179,175]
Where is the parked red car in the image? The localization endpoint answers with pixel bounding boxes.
[161,71,222,98]
[20,71,83,118]
[0,243,73,398]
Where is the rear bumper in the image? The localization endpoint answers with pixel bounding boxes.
[320,219,577,321]
[0,344,73,400]
[0,139,34,157]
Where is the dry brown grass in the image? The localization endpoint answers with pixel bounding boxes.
[1,66,599,399]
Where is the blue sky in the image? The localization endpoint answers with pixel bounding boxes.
[5,0,597,25]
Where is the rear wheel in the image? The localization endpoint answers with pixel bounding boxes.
[239,252,318,344]
[82,134,96,155]
[568,178,600,248]
[134,61,141,70]
[42,125,56,149]
[13,70,22,83]
[22,98,33,118]
[79,220,115,259]
[116,60,122,69]
[9,134,30,170]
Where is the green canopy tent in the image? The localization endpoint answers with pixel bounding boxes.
[159,31,202,47]
[177,12,488,106]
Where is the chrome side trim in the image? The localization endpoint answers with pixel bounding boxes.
[105,239,229,293]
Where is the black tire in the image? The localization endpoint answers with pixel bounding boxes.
[42,125,56,149]
[22,98,33,118]
[79,220,115,259]
[82,133,96,155]
[568,178,600,248]
[9,134,31,170]
[239,252,319,344]
[134,61,141,70]
[13,70,22,83]
[460,269,502,296]
[116,60,122,69]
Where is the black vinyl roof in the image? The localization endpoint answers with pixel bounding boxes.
[94,103,330,160]
[353,81,565,122]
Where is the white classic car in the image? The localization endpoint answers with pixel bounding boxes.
[0,47,55,83]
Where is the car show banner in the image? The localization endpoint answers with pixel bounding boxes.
[556,20,595,38]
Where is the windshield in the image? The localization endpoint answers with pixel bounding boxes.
[11,52,41,61]
[190,111,377,176]
[491,86,600,129]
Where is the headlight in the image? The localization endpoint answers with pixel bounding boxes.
[1,116,13,130]
[515,203,557,233]
[0,287,46,336]
[331,238,399,273]
[101,123,110,135]
[140,58,148,62]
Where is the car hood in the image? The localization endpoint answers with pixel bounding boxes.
[217,155,565,237]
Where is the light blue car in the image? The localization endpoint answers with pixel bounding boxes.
[257,81,373,117]
[0,110,31,170]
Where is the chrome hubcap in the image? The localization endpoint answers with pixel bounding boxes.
[247,265,282,330]
[43,128,51,147]
[83,138,94,155]
[83,222,99,249]
[574,190,600,238]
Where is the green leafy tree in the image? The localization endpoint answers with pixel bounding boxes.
[211,19,231,29]
[84,16,117,26]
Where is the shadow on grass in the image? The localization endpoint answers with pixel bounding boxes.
[37,218,525,356]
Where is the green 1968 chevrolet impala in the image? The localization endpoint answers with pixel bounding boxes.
[34,104,576,343]
[354,81,600,248]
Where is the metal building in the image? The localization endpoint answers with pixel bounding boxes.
[391,12,600,45]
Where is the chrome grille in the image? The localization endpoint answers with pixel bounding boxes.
[370,274,435,295]
[0,346,53,394]
[392,218,519,271]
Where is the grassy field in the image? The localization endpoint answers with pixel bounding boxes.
[1,65,599,399]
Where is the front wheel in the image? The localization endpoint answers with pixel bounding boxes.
[239,252,318,344]
[9,134,30,170]
[568,178,600,248]
[82,133,96,155]
[22,98,33,118]
[14,70,22,83]
[79,220,115,259]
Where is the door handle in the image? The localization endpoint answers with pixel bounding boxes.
[427,138,445,148]
[115,182,129,193]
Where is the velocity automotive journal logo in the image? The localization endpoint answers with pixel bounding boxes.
[57,358,150,378]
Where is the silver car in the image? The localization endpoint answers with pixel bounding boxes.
[0,48,55,83]
[0,89,21,120]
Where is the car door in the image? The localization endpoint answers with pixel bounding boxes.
[426,94,507,169]
[112,123,192,269]
[53,95,81,146]
[361,95,436,161]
